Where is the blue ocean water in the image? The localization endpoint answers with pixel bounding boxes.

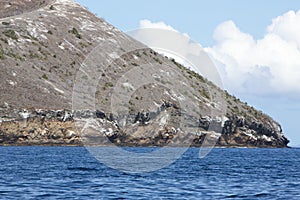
[0,147,299,199]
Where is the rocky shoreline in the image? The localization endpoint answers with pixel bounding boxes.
[0,103,290,148]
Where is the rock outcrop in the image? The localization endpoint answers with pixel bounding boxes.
[0,0,289,147]
[0,102,289,147]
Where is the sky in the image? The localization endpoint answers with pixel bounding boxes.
[76,0,300,146]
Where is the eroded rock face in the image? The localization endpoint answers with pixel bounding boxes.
[218,116,289,148]
[0,102,289,147]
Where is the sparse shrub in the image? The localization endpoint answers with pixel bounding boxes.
[95,90,101,96]
[233,106,239,113]
[0,37,8,44]
[227,100,233,105]
[0,44,5,60]
[2,22,10,26]
[47,30,53,35]
[71,61,76,67]
[103,82,114,90]
[49,5,55,10]
[27,32,38,41]
[105,82,113,88]
[199,88,210,100]
[42,74,48,80]
[6,51,24,61]
[153,57,162,64]
[3,30,18,41]
[150,50,157,56]
[29,50,42,59]
[79,41,87,48]
[38,47,48,58]
[69,27,81,39]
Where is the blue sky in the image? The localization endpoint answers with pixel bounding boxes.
[77,0,300,46]
[76,0,300,146]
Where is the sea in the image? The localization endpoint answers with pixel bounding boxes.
[0,147,299,199]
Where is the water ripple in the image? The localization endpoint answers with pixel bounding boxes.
[0,147,299,199]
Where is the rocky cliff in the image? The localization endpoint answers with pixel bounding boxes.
[0,0,289,147]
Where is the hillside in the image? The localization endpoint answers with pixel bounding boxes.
[0,0,289,147]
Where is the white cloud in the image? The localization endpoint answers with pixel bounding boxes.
[140,19,178,32]
[206,11,300,97]
[267,10,300,48]
[132,20,224,87]
[137,14,300,98]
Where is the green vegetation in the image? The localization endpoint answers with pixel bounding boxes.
[232,106,239,114]
[103,82,114,90]
[79,41,87,48]
[224,90,230,99]
[3,30,18,41]
[71,61,76,67]
[29,50,43,60]
[233,96,241,103]
[23,32,38,41]
[0,44,5,60]
[1,22,10,26]
[95,90,101,97]
[150,50,157,56]
[227,100,233,105]
[199,88,210,100]
[153,57,162,64]
[105,82,113,88]
[170,58,185,71]
[42,74,49,80]
[38,47,48,59]
[47,30,53,35]
[49,5,55,10]
[128,100,135,113]
[135,52,141,57]
[69,27,81,39]
[0,37,8,44]
[6,50,25,61]
[186,69,205,83]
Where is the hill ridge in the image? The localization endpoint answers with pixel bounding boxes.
[0,0,290,147]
